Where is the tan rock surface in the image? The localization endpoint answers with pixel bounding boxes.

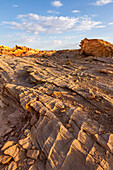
[7,161,17,170]
[0,155,12,164]
[27,158,35,165]
[1,141,15,151]
[29,164,37,170]
[0,40,113,169]
[4,144,20,159]
[19,136,32,150]
[80,38,113,57]
[26,150,39,160]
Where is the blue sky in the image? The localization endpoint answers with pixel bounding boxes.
[0,0,113,50]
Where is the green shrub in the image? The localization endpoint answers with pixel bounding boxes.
[66,59,72,65]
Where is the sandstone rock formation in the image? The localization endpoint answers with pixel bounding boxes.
[0,40,113,169]
[80,38,113,57]
[0,45,56,57]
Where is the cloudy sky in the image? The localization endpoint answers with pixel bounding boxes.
[0,0,113,50]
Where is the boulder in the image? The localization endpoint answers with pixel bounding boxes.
[80,38,113,57]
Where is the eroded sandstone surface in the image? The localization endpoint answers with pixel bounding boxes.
[80,38,113,57]
[0,39,113,169]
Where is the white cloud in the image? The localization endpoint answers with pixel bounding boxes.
[8,33,40,44]
[95,25,106,28]
[51,1,63,7]
[72,10,80,13]
[12,5,19,7]
[108,22,113,25]
[17,13,39,20]
[14,35,40,44]
[47,10,60,14]
[74,18,104,30]
[0,32,40,49]
[91,14,98,17]
[2,13,105,35]
[93,0,113,6]
[53,40,62,45]
[39,39,78,50]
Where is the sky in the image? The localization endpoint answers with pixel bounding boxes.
[0,0,113,50]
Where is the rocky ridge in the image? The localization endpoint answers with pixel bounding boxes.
[0,39,113,170]
[0,45,56,57]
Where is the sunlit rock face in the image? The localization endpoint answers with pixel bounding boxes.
[0,45,56,57]
[0,40,113,169]
[80,38,113,57]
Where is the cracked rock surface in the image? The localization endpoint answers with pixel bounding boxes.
[0,44,113,170]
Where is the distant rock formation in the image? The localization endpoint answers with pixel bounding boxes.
[0,45,56,57]
[80,38,113,57]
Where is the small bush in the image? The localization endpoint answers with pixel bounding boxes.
[66,59,72,65]
[42,54,45,57]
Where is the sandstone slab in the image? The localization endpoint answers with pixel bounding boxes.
[0,155,12,164]
[8,161,17,170]
[26,150,40,160]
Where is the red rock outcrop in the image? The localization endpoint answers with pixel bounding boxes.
[80,38,113,57]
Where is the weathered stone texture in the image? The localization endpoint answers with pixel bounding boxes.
[0,41,113,169]
[80,38,113,57]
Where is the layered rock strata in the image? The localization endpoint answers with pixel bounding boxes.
[0,42,113,169]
